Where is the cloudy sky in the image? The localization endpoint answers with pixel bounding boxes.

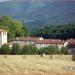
[0,0,75,2]
[0,0,10,2]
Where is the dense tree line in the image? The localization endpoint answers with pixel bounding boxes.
[0,44,68,55]
[0,16,28,41]
[38,46,59,55]
[32,24,75,40]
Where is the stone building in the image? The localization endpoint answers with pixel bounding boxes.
[0,29,7,47]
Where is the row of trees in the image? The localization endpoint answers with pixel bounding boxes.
[32,24,75,40]
[0,44,68,55]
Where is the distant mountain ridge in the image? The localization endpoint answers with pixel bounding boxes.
[0,0,75,30]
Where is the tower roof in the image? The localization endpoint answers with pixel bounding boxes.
[0,29,7,32]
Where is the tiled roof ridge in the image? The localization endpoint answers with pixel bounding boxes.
[15,37,66,44]
[0,29,7,32]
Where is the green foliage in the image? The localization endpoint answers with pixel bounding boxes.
[0,44,11,54]
[21,44,38,55]
[0,44,68,55]
[0,0,74,31]
[11,43,21,55]
[33,24,75,39]
[60,47,68,55]
[38,45,59,55]
[21,45,60,55]
[0,16,28,41]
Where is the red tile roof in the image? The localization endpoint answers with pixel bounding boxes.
[8,37,75,48]
[14,37,65,45]
[0,29,7,32]
[67,39,75,48]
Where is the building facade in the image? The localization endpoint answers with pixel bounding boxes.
[0,29,7,47]
[9,37,67,49]
[0,29,75,54]
[9,37,75,54]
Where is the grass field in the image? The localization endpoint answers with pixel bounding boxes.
[0,55,75,75]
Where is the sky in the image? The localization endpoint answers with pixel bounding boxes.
[0,0,75,2]
[0,0,10,2]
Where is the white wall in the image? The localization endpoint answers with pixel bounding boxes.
[0,31,7,47]
[11,40,64,50]
[15,40,35,47]
[35,44,64,49]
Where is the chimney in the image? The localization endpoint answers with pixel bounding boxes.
[59,40,61,41]
[39,36,44,40]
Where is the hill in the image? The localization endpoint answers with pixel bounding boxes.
[0,0,75,30]
[32,24,75,39]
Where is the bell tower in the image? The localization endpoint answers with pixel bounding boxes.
[0,29,7,47]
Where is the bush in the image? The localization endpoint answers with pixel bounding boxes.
[60,47,68,55]
[0,44,11,54]
[38,46,59,55]
[11,43,21,55]
[21,44,38,55]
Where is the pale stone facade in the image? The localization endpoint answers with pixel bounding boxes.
[9,37,66,49]
[0,29,7,47]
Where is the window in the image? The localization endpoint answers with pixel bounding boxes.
[3,32,5,35]
[5,32,6,35]
[2,32,6,35]
[2,32,5,35]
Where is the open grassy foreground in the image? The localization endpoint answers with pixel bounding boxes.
[0,55,75,75]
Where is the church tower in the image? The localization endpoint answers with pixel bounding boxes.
[0,29,7,47]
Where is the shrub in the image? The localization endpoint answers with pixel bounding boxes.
[21,45,28,55]
[38,45,59,55]
[60,47,68,55]
[11,43,21,55]
[21,44,38,55]
[0,44,11,54]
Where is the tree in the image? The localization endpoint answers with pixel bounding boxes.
[21,44,38,55]
[11,43,21,55]
[0,16,28,41]
[0,44,11,54]
[32,24,75,39]
[47,45,59,55]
